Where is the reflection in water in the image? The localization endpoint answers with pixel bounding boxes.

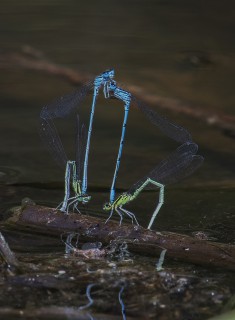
[61,232,105,258]
[61,232,129,319]
[0,1,235,319]
[108,239,132,262]
[156,249,167,272]
[79,283,127,320]
[0,226,233,319]
[79,283,96,310]
[62,231,136,262]
[61,232,80,254]
[118,285,127,320]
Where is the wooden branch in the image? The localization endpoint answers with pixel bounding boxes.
[1,47,235,135]
[8,205,235,271]
[0,50,91,85]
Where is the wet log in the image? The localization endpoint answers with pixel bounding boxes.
[8,205,235,271]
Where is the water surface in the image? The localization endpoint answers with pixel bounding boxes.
[0,1,235,319]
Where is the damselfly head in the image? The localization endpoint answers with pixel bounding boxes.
[103,69,115,80]
[103,202,112,211]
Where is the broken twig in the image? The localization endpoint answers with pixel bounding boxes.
[0,232,19,267]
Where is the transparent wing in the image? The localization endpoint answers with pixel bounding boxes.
[129,142,203,194]
[39,118,68,168]
[75,115,88,181]
[132,95,192,144]
[40,81,93,120]
[152,154,204,185]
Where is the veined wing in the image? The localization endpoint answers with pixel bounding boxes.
[39,118,68,168]
[40,81,93,120]
[132,95,192,144]
[128,142,203,194]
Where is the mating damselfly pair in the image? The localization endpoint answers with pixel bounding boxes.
[40,69,203,229]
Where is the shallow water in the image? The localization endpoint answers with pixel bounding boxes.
[0,0,235,319]
[1,222,235,320]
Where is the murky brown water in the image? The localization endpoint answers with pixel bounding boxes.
[0,1,235,319]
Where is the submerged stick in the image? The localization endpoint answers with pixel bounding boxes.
[8,205,235,271]
[0,232,19,267]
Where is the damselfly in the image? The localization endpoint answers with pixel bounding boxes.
[40,69,115,201]
[39,115,89,213]
[103,142,203,229]
[40,70,194,216]
[105,80,193,204]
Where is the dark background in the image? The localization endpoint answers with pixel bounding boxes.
[0,0,234,229]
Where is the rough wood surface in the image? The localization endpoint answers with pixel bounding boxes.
[9,205,235,271]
